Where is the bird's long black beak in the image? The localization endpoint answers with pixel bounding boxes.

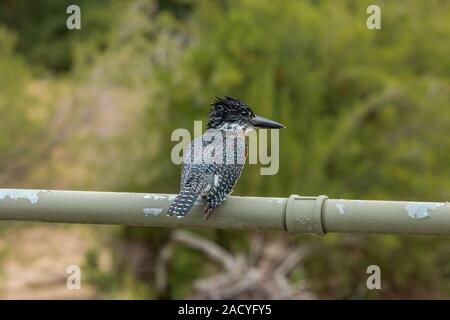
[251,115,285,129]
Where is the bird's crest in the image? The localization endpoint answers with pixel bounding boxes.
[207,96,255,129]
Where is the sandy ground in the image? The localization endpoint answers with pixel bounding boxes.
[0,223,108,299]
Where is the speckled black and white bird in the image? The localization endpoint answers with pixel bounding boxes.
[167,96,285,220]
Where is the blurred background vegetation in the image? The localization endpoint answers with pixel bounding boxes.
[0,0,449,299]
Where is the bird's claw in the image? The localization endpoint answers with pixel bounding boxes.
[203,205,213,220]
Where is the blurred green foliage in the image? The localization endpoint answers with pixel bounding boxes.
[0,0,121,72]
[0,0,449,298]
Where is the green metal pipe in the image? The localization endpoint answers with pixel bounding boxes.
[0,189,449,235]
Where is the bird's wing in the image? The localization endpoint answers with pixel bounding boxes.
[181,135,204,187]
[205,163,244,210]
[205,134,247,210]
[180,132,246,211]
[180,162,189,187]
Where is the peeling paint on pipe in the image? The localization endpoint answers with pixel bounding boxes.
[405,202,444,219]
[143,208,163,216]
[335,202,346,215]
[0,189,42,205]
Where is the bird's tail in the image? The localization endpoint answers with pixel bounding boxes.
[167,181,206,218]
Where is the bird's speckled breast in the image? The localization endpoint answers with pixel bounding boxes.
[184,128,247,166]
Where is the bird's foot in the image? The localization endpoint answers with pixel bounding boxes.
[203,205,213,221]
